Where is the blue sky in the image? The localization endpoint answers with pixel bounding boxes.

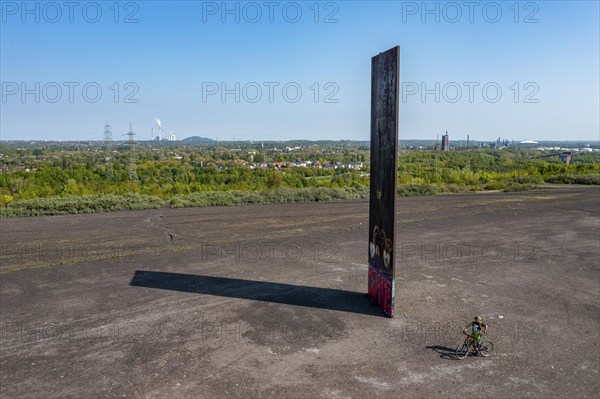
[1,0,598,141]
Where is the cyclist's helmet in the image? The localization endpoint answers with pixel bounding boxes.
[475,316,482,322]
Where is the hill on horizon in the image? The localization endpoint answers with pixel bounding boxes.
[181,136,217,144]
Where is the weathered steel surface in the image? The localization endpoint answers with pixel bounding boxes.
[368,46,399,318]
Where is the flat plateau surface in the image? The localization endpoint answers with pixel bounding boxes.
[1,187,599,398]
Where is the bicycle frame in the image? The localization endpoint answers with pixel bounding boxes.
[465,336,479,350]
[457,333,493,359]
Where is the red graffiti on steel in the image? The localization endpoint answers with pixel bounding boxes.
[368,265,393,316]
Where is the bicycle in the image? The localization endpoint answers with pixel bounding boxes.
[455,333,494,359]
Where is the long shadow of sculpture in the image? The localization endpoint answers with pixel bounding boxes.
[130,270,384,317]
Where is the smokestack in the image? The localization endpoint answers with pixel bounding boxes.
[155,118,163,140]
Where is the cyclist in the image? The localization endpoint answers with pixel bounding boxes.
[463,316,487,345]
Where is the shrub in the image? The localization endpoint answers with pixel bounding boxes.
[484,181,507,190]
[544,174,600,185]
[510,175,545,185]
[397,184,436,197]
[2,185,440,217]
[0,194,164,217]
[503,183,542,192]
[169,187,371,209]
[437,183,462,193]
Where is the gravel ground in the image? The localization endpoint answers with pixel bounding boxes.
[1,186,599,398]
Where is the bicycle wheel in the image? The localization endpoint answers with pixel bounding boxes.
[456,341,469,359]
[479,340,494,357]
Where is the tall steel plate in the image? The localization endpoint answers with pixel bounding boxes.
[368,46,399,317]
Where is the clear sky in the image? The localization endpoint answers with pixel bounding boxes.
[1,0,599,142]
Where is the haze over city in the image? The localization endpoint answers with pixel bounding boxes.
[1,1,599,141]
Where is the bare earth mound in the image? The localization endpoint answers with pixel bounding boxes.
[1,187,599,398]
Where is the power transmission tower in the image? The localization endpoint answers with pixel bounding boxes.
[127,123,137,181]
[434,134,439,180]
[104,122,114,179]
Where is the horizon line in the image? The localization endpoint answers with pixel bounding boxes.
[2,138,600,144]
